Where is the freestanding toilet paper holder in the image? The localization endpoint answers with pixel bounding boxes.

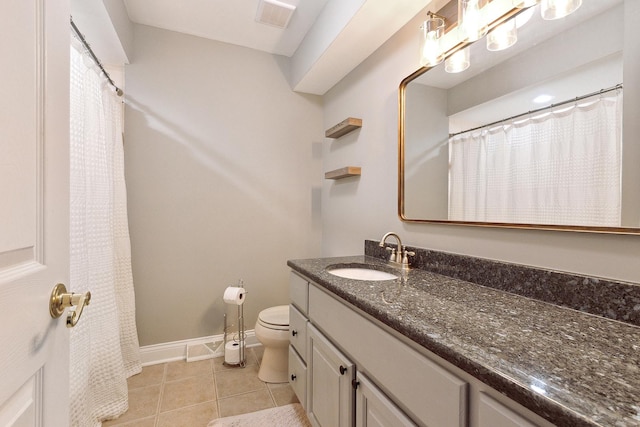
[223,280,247,367]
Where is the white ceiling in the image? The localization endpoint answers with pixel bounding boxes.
[122,0,330,57]
[71,0,442,94]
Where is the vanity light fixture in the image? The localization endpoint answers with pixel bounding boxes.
[458,0,488,42]
[445,47,471,73]
[541,0,582,20]
[419,14,445,67]
[486,18,517,51]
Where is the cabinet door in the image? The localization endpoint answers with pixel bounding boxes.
[478,393,537,427]
[356,373,417,427]
[307,324,355,427]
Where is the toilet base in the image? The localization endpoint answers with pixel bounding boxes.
[258,346,289,383]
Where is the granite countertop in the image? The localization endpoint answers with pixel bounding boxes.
[288,255,640,427]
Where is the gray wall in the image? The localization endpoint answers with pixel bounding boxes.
[125,25,323,346]
[124,2,640,347]
[321,7,640,284]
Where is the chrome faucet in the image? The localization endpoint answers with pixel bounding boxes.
[378,232,414,269]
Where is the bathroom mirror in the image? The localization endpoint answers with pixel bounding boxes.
[399,0,640,233]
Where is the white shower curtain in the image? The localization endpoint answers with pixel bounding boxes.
[448,91,623,226]
[69,37,141,426]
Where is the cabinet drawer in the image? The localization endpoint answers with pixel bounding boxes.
[290,271,309,314]
[289,345,307,409]
[309,285,467,427]
[290,304,308,360]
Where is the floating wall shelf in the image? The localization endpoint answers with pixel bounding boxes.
[325,166,361,180]
[325,117,362,139]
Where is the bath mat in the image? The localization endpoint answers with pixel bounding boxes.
[208,403,311,427]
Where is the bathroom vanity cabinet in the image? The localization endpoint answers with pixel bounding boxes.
[291,300,357,426]
[288,270,552,427]
[290,271,414,427]
[306,323,355,426]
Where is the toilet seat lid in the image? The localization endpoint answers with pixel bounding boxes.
[258,305,289,326]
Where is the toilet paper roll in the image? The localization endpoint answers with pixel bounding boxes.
[223,286,246,305]
[224,341,242,365]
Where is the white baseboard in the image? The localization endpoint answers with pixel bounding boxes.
[139,329,259,366]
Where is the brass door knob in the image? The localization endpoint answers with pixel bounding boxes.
[49,283,91,328]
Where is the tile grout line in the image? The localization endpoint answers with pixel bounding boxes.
[212,358,221,421]
[153,362,168,427]
[256,348,279,408]
[266,383,277,407]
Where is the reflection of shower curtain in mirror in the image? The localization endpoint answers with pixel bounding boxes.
[69,38,141,426]
[448,91,623,226]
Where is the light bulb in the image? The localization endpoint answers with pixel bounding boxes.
[419,17,445,67]
[458,0,487,42]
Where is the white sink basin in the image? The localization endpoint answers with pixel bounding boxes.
[327,267,398,281]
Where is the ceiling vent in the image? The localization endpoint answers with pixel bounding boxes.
[256,0,296,29]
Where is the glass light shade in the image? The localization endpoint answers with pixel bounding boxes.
[445,47,470,73]
[419,17,445,67]
[541,0,582,20]
[486,18,517,51]
[458,0,487,42]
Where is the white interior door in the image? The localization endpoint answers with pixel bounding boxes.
[0,0,71,425]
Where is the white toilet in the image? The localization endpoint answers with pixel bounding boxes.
[254,305,290,383]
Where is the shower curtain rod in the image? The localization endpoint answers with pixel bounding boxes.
[449,83,623,138]
[70,17,124,97]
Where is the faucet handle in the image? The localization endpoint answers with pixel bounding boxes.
[403,246,415,256]
[401,246,415,269]
[385,246,397,262]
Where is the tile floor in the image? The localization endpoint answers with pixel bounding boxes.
[103,346,299,427]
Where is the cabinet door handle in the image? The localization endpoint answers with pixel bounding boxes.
[291,374,297,381]
[292,330,298,336]
[339,365,347,375]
